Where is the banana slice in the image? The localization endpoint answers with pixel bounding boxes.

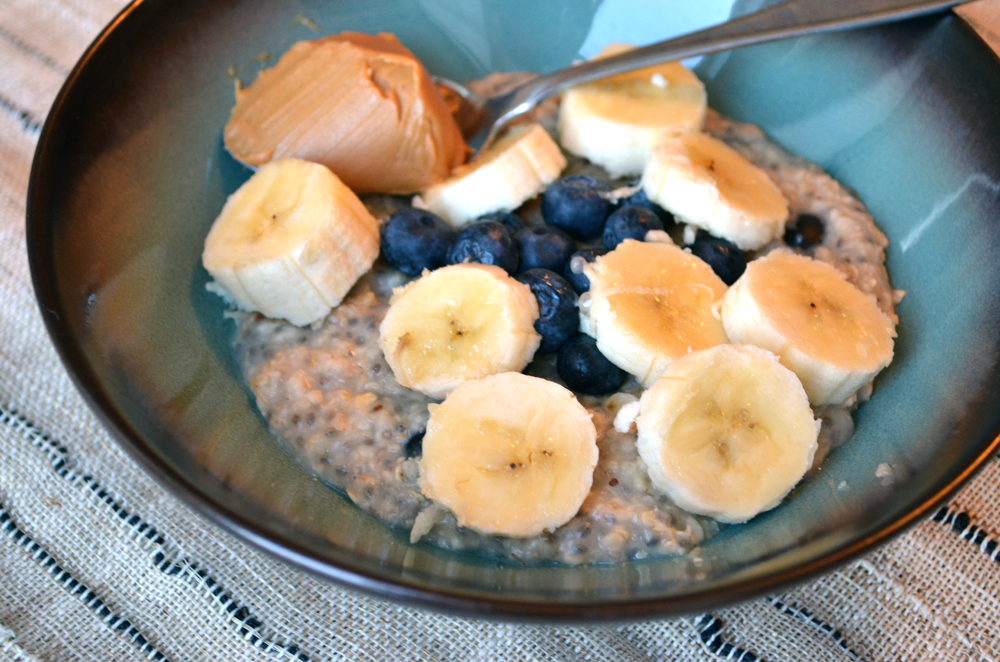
[641,132,789,250]
[582,239,729,387]
[558,44,706,177]
[720,250,896,405]
[378,264,541,398]
[202,158,379,326]
[418,372,598,537]
[635,344,820,524]
[413,123,566,228]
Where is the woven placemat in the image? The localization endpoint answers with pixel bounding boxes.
[1,1,997,659]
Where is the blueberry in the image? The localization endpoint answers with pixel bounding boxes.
[602,205,664,249]
[621,187,674,226]
[478,212,525,235]
[516,269,579,353]
[447,220,519,274]
[380,208,452,276]
[689,234,747,286]
[557,334,626,395]
[562,247,608,294]
[541,174,614,239]
[404,431,424,458]
[517,225,576,273]
[784,213,825,249]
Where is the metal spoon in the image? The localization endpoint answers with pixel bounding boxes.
[440,0,964,155]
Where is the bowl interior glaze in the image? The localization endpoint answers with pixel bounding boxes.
[27,0,1000,619]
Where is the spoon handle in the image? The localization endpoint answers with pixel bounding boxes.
[483,0,963,146]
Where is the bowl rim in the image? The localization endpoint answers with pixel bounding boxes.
[25,0,1000,622]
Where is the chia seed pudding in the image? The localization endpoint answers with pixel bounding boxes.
[229,106,897,566]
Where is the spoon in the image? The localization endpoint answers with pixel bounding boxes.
[439,0,965,155]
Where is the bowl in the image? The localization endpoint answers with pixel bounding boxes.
[26,0,1000,620]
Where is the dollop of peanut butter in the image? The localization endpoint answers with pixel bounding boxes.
[224,32,468,195]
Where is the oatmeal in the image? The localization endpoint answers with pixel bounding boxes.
[230,109,895,564]
[202,33,900,564]
[234,269,712,564]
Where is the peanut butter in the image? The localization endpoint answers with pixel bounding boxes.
[224,33,467,195]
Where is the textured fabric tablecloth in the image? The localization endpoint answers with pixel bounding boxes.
[2,1,1000,660]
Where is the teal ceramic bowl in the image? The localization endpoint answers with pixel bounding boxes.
[26,0,1000,619]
